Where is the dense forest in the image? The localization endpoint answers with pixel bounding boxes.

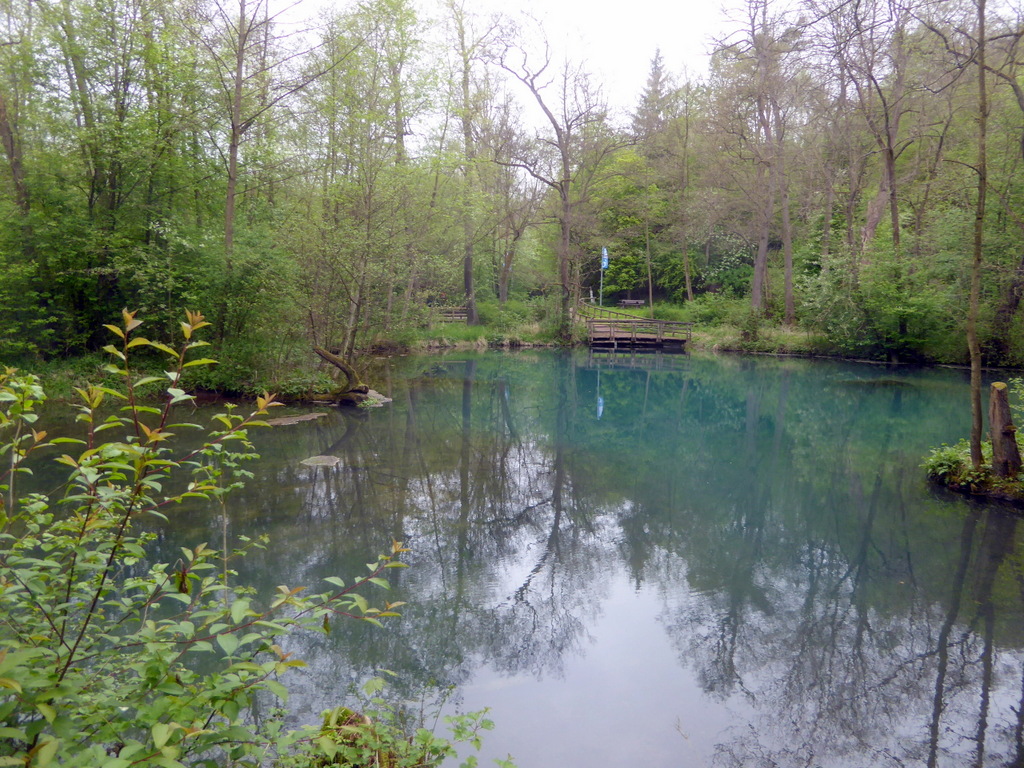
[1,0,1023,380]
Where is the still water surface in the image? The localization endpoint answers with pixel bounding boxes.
[163,350,1024,767]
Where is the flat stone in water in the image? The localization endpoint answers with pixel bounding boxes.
[362,389,392,407]
[300,455,341,467]
[267,413,329,426]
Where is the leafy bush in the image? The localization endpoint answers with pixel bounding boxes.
[797,249,958,361]
[0,310,505,768]
[476,301,529,333]
[301,679,511,768]
[650,303,690,322]
[922,440,970,481]
[674,294,748,326]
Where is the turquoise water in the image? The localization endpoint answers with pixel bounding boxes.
[161,350,1024,767]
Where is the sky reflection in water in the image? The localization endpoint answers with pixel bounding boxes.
[160,350,1024,768]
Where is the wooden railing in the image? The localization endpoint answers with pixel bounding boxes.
[577,302,693,345]
[577,303,646,321]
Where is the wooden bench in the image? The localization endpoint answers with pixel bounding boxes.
[437,306,468,322]
[618,299,646,308]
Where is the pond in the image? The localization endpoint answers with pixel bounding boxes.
[157,350,1024,767]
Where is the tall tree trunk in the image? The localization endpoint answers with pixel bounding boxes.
[820,169,835,269]
[558,182,573,339]
[456,8,479,324]
[225,0,247,260]
[645,220,654,316]
[780,182,794,323]
[751,160,774,312]
[0,90,28,217]
[968,0,988,469]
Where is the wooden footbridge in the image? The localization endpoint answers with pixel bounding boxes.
[577,303,692,350]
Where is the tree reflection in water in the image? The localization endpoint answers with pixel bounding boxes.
[153,351,1024,767]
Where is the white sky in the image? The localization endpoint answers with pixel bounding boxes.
[284,0,732,117]
[482,0,731,115]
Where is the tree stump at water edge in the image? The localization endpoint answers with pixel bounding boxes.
[989,382,1022,477]
[313,346,390,407]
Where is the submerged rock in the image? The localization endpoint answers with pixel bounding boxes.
[300,455,341,467]
[267,412,329,426]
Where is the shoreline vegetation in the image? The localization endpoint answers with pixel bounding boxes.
[923,380,1024,505]
[19,297,1024,404]
[11,302,1024,507]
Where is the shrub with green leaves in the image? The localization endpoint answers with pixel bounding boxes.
[922,440,970,481]
[0,310,504,768]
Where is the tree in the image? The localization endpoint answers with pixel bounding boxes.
[186,0,357,338]
[709,0,803,316]
[969,0,989,468]
[445,1,501,324]
[497,32,627,338]
[289,0,439,358]
[476,86,544,304]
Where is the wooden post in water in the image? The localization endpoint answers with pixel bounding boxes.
[989,382,1022,477]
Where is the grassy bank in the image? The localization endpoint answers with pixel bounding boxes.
[6,295,998,401]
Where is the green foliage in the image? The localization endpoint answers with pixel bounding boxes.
[650,247,694,303]
[476,301,524,331]
[922,440,971,481]
[921,437,1024,501]
[0,257,53,361]
[601,251,645,297]
[697,245,752,298]
[0,311,507,767]
[738,309,763,343]
[429,324,488,345]
[649,303,690,322]
[293,679,503,768]
[673,294,749,325]
[798,250,958,361]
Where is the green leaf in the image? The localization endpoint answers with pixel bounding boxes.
[127,405,162,415]
[317,735,338,759]
[33,737,59,767]
[167,388,194,405]
[152,722,170,749]
[0,677,22,693]
[216,634,239,656]
[362,676,386,696]
[230,598,250,625]
[263,679,288,702]
[149,341,179,357]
